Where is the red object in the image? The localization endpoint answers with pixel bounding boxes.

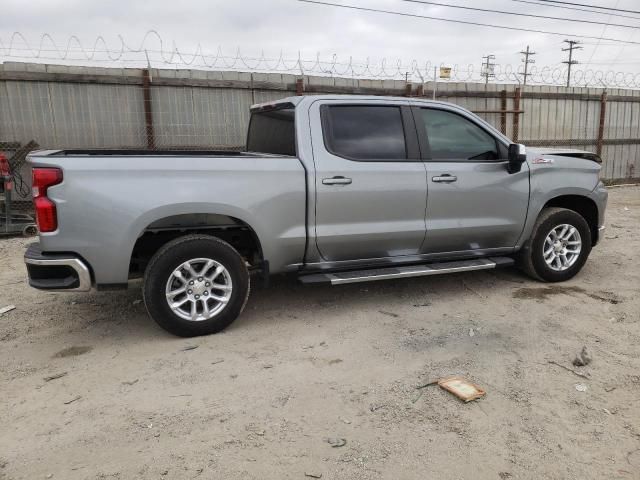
[32,167,63,232]
[0,154,10,178]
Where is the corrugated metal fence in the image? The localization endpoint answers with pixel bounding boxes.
[1,61,639,207]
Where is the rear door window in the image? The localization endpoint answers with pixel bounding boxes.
[322,105,407,160]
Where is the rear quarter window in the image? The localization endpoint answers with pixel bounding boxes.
[246,107,296,156]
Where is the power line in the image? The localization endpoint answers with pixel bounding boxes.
[508,0,640,21]
[584,0,620,69]
[533,0,640,15]
[562,40,582,87]
[295,0,640,45]
[520,46,536,85]
[399,0,640,30]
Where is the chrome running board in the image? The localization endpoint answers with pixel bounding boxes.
[299,257,514,285]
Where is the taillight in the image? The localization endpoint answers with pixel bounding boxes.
[32,167,63,232]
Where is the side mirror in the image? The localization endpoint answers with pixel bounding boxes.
[507,143,526,174]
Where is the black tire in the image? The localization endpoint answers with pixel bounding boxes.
[143,234,250,337]
[519,207,592,282]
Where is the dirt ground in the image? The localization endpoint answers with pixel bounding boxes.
[1,186,639,480]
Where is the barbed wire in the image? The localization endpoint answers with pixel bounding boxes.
[2,31,640,88]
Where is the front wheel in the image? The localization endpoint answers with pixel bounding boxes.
[519,207,592,282]
[143,234,250,337]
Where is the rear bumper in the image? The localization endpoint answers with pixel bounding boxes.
[24,243,92,292]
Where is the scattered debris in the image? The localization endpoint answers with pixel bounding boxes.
[327,438,346,448]
[573,346,592,367]
[369,404,386,412]
[122,379,139,386]
[132,299,142,305]
[43,372,68,382]
[211,359,224,365]
[0,305,16,315]
[305,472,322,478]
[339,417,351,424]
[263,364,274,369]
[547,360,590,379]
[469,328,475,337]
[378,310,399,318]
[328,359,343,365]
[605,386,616,392]
[603,408,613,415]
[169,394,192,397]
[438,377,486,402]
[181,345,199,351]
[575,383,588,392]
[413,302,431,307]
[64,395,82,405]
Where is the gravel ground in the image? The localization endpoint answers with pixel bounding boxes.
[1,186,639,480]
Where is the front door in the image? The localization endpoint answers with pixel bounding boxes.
[311,100,428,262]
[414,106,530,254]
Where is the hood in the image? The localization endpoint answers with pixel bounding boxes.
[526,147,601,164]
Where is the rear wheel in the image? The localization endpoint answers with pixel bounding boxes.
[143,234,250,337]
[519,207,592,282]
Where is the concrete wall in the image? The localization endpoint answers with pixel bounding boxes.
[1,62,639,184]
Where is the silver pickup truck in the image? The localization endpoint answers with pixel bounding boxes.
[24,95,608,336]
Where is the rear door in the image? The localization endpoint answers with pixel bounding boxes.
[311,100,427,262]
[414,106,530,254]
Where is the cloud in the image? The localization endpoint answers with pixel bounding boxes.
[1,0,638,79]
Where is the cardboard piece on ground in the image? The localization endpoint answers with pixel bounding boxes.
[438,376,486,402]
[0,305,16,315]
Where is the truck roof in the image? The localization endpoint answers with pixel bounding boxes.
[250,95,459,111]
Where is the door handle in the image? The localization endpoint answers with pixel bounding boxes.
[322,176,352,185]
[432,174,457,183]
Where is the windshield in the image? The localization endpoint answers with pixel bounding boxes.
[246,107,296,156]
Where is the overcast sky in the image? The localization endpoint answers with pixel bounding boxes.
[1,0,639,81]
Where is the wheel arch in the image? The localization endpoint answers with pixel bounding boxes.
[128,210,264,277]
[542,195,600,246]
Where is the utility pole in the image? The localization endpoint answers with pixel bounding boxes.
[519,45,536,85]
[562,40,582,87]
[481,54,496,84]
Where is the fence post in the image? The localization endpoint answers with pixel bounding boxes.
[500,90,507,135]
[296,77,305,95]
[512,87,521,142]
[405,83,412,97]
[416,83,424,97]
[597,91,607,157]
[142,69,155,150]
